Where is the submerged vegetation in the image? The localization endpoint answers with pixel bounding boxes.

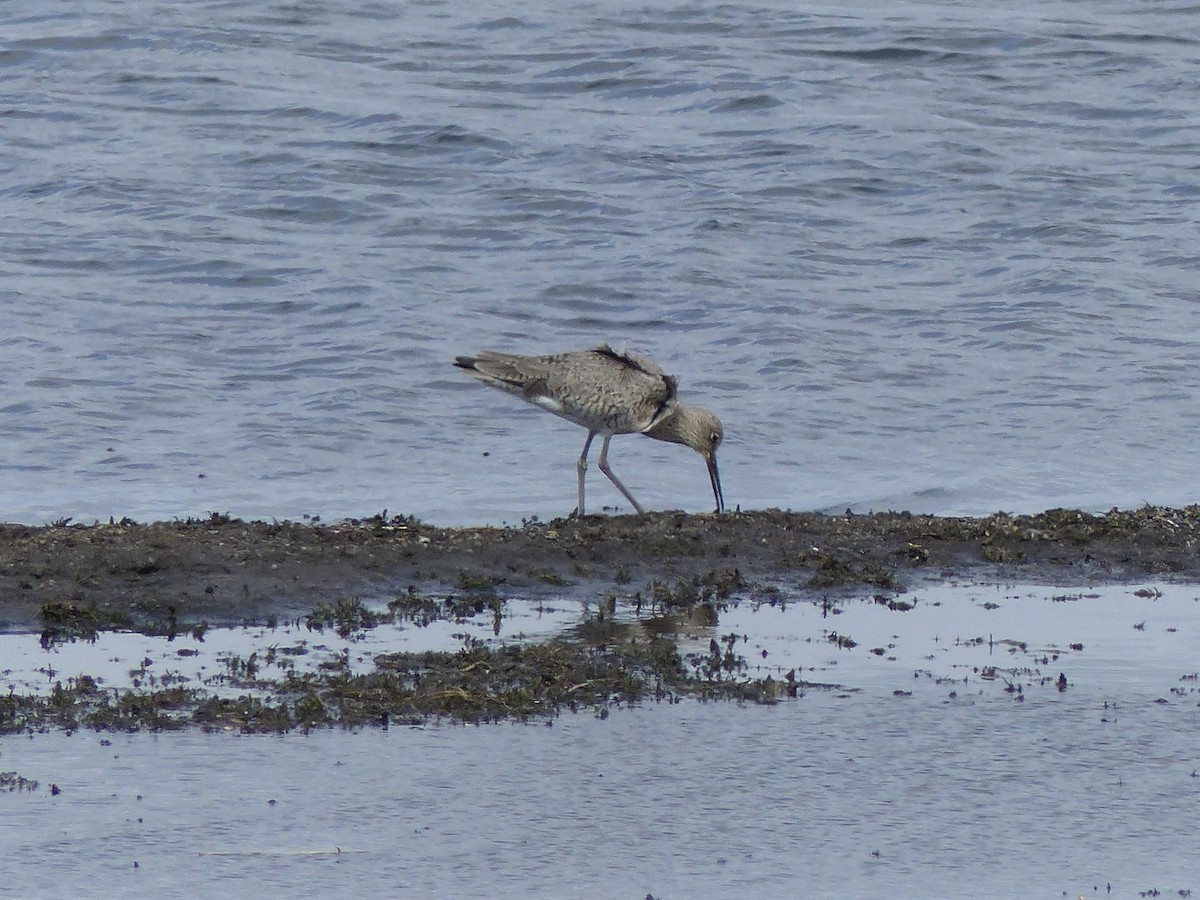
[1,577,796,735]
[5,505,1200,734]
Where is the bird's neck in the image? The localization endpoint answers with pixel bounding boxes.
[643,405,689,446]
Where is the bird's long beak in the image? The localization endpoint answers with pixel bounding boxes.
[707,453,724,514]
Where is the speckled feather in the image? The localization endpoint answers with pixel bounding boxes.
[455,343,724,514]
[455,343,678,435]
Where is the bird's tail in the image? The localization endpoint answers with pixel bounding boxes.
[454,351,537,393]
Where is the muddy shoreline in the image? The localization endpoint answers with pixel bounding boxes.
[4,505,1200,632]
[4,505,1200,733]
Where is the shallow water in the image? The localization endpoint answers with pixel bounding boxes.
[4,0,1200,525]
[4,581,1196,704]
[2,581,1197,897]
[2,694,1196,898]
[1,594,580,699]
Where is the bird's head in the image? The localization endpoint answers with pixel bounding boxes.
[647,405,725,513]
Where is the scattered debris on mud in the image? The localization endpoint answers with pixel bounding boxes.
[3,505,1200,733]
[4,506,1200,630]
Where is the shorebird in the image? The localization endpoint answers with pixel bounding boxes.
[454,343,724,516]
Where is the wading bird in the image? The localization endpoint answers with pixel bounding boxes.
[454,343,724,516]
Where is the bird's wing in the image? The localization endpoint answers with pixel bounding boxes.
[593,343,667,379]
[464,351,545,385]
[458,345,678,432]
[590,345,679,426]
[456,350,553,398]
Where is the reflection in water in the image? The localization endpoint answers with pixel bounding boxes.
[1,582,1198,896]
[4,581,1197,720]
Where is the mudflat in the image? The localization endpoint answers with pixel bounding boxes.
[3,505,1199,632]
[3,505,1199,732]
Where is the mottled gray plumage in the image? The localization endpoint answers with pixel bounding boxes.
[455,343,724,515]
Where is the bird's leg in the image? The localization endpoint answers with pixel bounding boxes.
[575,432,596,517]
[597,434,645,514]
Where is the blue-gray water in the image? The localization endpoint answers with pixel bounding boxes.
[3,0,1200,526]
[7,6,1200,894]
[3,581,1198,897]
[4,696,1198,898]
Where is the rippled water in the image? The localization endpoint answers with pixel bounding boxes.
[4,0,1200,524]
[3,582,1198,896]
[3,692,1197,897]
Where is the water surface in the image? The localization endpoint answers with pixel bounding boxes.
[3,694,1196,898]
[3,0,1200,524]
[3,581,1197,897]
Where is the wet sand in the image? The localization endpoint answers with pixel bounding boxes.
[4,505,1200,632]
